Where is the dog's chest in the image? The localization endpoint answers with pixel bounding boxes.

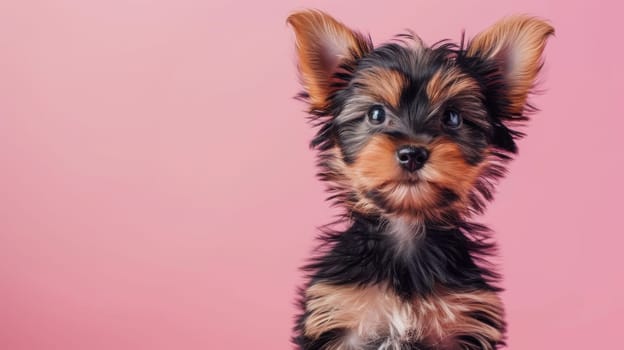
[304,283,503,349]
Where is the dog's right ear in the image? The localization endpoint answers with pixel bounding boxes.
[287,10,372,111]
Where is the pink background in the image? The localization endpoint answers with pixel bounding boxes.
[1,0,622,349]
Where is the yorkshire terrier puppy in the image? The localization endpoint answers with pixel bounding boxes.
[287,10,553,350]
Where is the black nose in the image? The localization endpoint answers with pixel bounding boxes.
[396,145,429,172]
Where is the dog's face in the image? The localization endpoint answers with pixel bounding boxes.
[288,11,552,222]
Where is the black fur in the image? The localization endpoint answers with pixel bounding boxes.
[304,215,500,299]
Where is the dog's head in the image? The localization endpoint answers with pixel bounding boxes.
[288,10,553,223]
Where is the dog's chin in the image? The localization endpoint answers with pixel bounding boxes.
[362,177,439,217]
[384,174,430,193]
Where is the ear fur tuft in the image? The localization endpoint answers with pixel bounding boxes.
[287,10,372,110]
[467,15,554,115]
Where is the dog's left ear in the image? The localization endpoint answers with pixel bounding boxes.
[467,16,554,152]
[467,16,554,115]
[287,10,372,111]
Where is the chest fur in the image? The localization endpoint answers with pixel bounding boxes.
[303,283,504,349]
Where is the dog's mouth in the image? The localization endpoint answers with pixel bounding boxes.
[380,173,424,187]
[395,178,421,185]
[360,174,462,217]
[362,178,432,214]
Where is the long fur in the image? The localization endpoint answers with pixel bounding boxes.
[288,10,553,350]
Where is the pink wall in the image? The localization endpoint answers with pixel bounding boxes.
[1,0,622,349]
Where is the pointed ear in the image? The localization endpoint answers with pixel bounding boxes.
[467,15,554,115]
[287,10,372,110]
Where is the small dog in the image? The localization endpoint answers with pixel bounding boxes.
[288,10,553,350]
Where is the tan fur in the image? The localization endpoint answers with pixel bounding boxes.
[420,139,489,212]
[305,283,412,340]
[304,282,504,349]
[350,135,405,190]
[320,147,380,216]
[467,15,554,114]
[355,67,406,108]
[345,135,487,220]
[426,68,481,108]
[417,289,505,349]
[347,135,440,219]
[287,10,370,110]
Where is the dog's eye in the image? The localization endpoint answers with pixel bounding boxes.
[442,110,462,129]
[367,105,386,125]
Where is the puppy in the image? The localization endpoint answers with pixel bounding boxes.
[288,10,553,350]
